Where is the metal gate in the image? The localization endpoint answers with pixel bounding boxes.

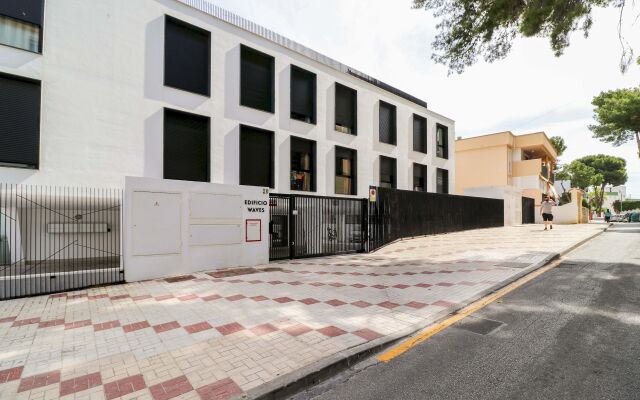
[269,193,367,260]
[0,184,124,299]
[522,197,536,224]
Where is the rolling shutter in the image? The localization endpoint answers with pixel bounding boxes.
[380,156,397,189]
[164,16,211,96]
[240,45,275,113]
[335,83,357,134]
[379,101,396,145]
[240,125,274,188]
[437,168,449,194]
[0,74,41,168]
[163,109,210,182]
[290,66,316,123]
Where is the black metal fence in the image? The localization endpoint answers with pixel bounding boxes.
[269,193,367,260]
[522,196,536,224]
[0,184,124,299]
[368,186,504,251]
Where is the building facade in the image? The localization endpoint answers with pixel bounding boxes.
[455,131,557,205]
[0,0,455,197]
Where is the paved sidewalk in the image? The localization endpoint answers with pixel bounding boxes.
[0,224,605,400]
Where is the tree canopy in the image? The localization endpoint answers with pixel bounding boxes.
[549,136,567,158]
[576,154,628,211]
[556,160,602,191]
[589,86,640,157]
[412,0,632,74]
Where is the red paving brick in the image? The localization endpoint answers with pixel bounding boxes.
[0,366,23,384]
[184,322,213,334]
[250,324,277,336]
[377,301,400,309]
[317,326,347,337]
[405,301,428,309]
[110,294,130,301]
[12,317,40,327]
[352,328,383,341]
[132,294,153,301]
[351,301,373,308]
[155,295,174,301]
[416,283,432,288]
[64,319,92,330]
[0,316,17,323]
[94,320,121,332]
[350,284,367,288]
[250,295,269,302]
[325,299,347,307]
[273,297,294,303]
[122,320,151,333]
[37,319,65,329]
[432,300,457,308]
[177,294,198,301]
[149,375,193,400]
[196,378,242,400]
[436,282,454,287]
[153,321,181,333]
[202,294,222,301]
[225,294,246,302]
[59,372,102,396]
[393,284,410,289]
[216,322,244,336]
[283,324,312,337]
[18,370,61,393]
[103,374,146,400]
[299,298,320,305]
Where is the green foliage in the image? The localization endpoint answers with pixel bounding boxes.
[621,200,640,211]
[549,136,567,158]
[558,160,602,190]
[613,199,621,213]
[589,87,640,157]
[576,154,627,212]
[412,0,628,74]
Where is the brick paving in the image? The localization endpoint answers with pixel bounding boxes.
[0,225,603,399]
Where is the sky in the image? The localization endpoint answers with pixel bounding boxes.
[209,0,640,198]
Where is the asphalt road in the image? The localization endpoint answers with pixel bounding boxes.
[294,223,640,400]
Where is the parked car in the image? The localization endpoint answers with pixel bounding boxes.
[610,214,624,222]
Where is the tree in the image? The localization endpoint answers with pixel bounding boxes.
[589,87,640,157]
[556,160,602,191]
[549,136,567,163]
[577,154,628,212]
[412,0,634,74]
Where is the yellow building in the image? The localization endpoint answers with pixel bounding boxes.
[455,131,557,206]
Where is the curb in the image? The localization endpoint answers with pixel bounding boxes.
[239,225,609,400]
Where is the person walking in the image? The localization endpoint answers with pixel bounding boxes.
[604,209,611,223]
[540,195,555,230]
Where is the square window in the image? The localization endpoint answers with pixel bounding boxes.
[335,83,357,135]
[0,74,41,169]
[437,168,449,194]
[379,101,397,145]
[379,156,396,189]
[413,163,427,192]
[241,45,275,113]
[163,109,210,182]
[413,114,427,153]
[164,16,210,96]
[290,66,316,124]
[335,146,357,196]
[290,137,316,192]
[240,125,274,188]
[0,1,44,53]
[436,124,449,159]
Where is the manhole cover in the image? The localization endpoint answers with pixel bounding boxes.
[455,316,504,335]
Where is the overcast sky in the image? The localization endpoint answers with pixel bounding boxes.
[210,0,640,197]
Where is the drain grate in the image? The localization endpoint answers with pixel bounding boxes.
[455,316,504,335]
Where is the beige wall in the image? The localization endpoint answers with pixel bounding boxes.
[513,159,541,177]
[455,145,509,194]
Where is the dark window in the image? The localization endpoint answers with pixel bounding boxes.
[335,83,357,135]
[379,101,397,145]
[240,45,275,113]
[164,16,210,96]
[437,168,449,194]
[436,124,449,159]
[290,65,316,124]
[290,137,316,192]
[240,125,274,188]
[413,163,427,192]
[335,146,357,195]
[379,156,396,189]
[0,0,44,53]
[0,74,41,168]
[413,114,427,153]
[163,109,210,182]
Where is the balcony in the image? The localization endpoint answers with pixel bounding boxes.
[513,159,541,177]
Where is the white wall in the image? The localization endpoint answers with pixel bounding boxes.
[464,186,521,226]
[123,177,269,281]
[0,0,455,196]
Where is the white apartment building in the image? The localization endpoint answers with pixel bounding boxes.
[0,0,455,197]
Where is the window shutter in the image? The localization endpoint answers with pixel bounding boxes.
[241,46,275,113]
[335,83,357,133]
[163,109,210,182]
[380,156,396,188]
[164,16,211,96]
[379,101,396,145]
[413,115,427,153]
[290,66,316,123]
[240,126,274,187]
[0,74,41,168]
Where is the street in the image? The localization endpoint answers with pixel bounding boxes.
[297,223,640,400]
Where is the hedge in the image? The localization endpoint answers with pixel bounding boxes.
[621,200,640,211]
